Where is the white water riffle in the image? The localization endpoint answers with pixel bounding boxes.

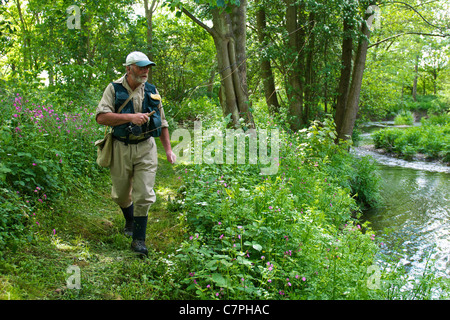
[352,145,450,174]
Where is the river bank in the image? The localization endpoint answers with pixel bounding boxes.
[355,120,450,173]
[365,116,450,165]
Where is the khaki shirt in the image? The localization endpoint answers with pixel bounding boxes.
[96,75,169,138]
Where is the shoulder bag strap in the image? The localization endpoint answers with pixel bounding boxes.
[116,85,141,114]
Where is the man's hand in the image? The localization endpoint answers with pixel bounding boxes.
[159,127,176,164]
[130,113,149,126]
[166,150,176,164]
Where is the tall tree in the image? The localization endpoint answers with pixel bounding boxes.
[168,0,254,128]
[334,0,357,138]
[143,0,159,83]
[13,0,31,71]
[284,0,305,131]
[255,0,280,113]
[335,1,376,141]
[303,11,316,124]
[337,10,372,141]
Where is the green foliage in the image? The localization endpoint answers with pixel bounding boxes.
[394,110,414,125]
[2,0,140,100]
[151,12,216,102]
[362,0,450,122]
[392,96,448,117]
[422,113,450,126]
[346,156,382,208]
[0,188,30,257]
[372,122,450,162]
[294,116,381,208]
[0,93,446,300]
[173,117,384,299]
[3,0,449,130]
[170,95,222,123]
[0,94,103,197]
[0,91,107,252]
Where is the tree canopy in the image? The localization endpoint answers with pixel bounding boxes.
[1,0,449,133]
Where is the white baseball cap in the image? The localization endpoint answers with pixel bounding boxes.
[123,51,156,67]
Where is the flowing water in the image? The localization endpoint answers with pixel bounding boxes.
[353,122,450,290]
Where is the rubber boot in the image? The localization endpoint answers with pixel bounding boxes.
[131,216,148,256]
[120,204,134,237]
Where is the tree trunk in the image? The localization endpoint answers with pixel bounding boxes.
[144,0,159,83]
[433,70,437,95]
[215,34,242,124]
[334,3,355,136]
[15,0,31,71]
[412,55,419,101]
[256,4,280,113]
[182,1,254,129]
[285,0,304,131]
[337,14,371,141]
[323,36,329,113]
[207,64,216,98]
[303,11,316,125]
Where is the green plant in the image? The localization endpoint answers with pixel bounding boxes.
[394,110,414,125]
[372,128,401,153]
[0,92,108,253]
[422,113,450,126]
[0,187,31,256]
[0,94,104,197]
[372,122,450,161]
[172,117,384,299]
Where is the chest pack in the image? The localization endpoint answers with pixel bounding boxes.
[111,82,162,141]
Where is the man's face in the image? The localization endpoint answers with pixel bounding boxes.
[128,64,150,84]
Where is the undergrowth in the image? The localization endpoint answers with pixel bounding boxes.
[1,92,447,300]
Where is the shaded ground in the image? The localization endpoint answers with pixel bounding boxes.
[0,139,186,300]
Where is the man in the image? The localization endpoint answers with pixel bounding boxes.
[96,51,176,256]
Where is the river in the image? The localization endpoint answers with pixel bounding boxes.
[353,122,449,296]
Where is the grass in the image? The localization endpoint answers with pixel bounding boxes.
[0,139,186,300]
